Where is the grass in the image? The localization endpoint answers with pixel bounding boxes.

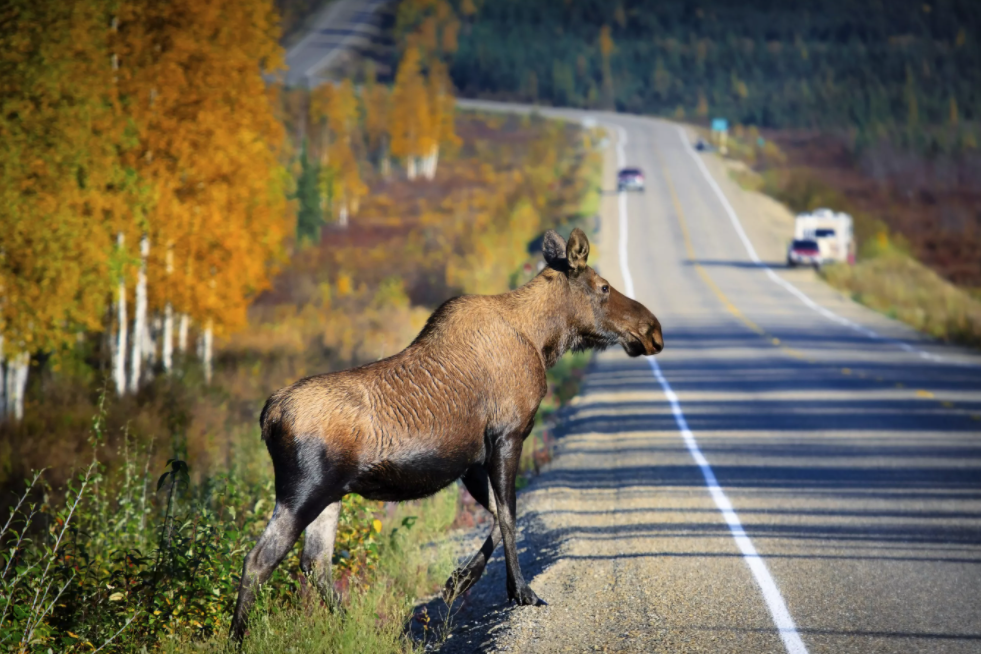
[821,240,981,348]
[0,400,460,654]
[173,491,459,654]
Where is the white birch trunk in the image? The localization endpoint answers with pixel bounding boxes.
[406,156,418,180]
[203,319,213,384]
[428,145,440,179]
[163,304,173,372]
[0,336,5,418]
[129,234,149,393]
[178,313,189,354]
[114,232,128,396]
[338,203,349,228]
[9,352,28,422]
[162,246,173,372]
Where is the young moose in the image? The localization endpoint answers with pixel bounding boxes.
[230,228,663,640]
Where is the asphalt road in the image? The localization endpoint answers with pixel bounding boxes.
[283,0,388,87]
[438,103,981,653]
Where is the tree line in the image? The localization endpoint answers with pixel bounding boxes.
[446,0,979,153]
[0,0,470,422]
[0,0,290,419]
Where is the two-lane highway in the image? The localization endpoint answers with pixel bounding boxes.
[444,102,981,653]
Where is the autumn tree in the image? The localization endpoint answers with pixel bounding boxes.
[311,79,367,226]
[0,0,121,413]
[421,59,460,179]
[389,46,430,179]
[118,0,291,384]
[361,61,392,176]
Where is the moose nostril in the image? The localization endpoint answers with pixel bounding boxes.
[650,326,664,353]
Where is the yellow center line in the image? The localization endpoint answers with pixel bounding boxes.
[647,144,960,414]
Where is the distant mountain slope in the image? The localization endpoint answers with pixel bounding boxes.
[449,0,979,151]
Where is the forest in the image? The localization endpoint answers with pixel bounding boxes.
[449,0,979,151]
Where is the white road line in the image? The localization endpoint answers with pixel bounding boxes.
[645,358,808,654]
[673,125,958,366]
[613,124,809,654]
[615,126,635,297]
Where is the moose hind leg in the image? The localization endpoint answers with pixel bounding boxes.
[230,503,306,642]
[443,465,502,601]
[301,501,342,607]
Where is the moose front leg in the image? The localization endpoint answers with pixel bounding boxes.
[488,427,545,606]
[444,465,502,601]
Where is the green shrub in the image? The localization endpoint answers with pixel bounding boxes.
[0,403,430,653]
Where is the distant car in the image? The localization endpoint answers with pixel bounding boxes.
[617,167,645,192]
[787,239,822,268]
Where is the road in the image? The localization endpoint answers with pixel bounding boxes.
[437,103,981,653]
[283,0,389,87]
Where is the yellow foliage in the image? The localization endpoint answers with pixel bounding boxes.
[389,46,429,162]
[336,273,353,296]
[0,0,121,355]
[119,0,290,336]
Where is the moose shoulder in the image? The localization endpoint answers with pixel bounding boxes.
[230,228,663,641]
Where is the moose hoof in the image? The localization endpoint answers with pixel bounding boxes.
[510,585,546,606]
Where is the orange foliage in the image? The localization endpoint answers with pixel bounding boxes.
[0,0,292,365]
[119,0,291,336]
[0,0,121,355]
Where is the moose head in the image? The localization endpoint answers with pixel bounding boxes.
[542,228,663,358]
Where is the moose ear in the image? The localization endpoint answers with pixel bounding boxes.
[566,228,590,272]
[542,230,567,266]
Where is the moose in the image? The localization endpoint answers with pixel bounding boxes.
[230,228,663,641]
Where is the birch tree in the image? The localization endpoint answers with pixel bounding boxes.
[113,233,129,395]
[129,234,149,393]
[0,0,120,415]
[390,47,430,180]
[312,80,367,227]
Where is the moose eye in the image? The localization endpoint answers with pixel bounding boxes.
[601,284,610,293]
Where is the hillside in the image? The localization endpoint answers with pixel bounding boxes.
[449,0,979,144]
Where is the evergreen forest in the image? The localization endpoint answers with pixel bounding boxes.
[449,0,980,152]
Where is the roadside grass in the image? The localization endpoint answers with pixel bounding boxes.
[174,490,459,654]
[0,398,459,654]
[821,242,981,348]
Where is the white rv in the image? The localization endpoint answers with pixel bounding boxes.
[792,208,854,265]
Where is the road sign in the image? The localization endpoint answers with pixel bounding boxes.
[711,118,728,132]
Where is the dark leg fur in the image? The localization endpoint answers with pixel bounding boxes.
[230,503,309,641]
[489,424,545,606]
[443,466,502,601]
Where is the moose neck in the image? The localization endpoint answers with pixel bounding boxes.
[503,272,576,369]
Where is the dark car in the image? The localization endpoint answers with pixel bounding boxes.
[617,167,645,192]
[787,239,822,268]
